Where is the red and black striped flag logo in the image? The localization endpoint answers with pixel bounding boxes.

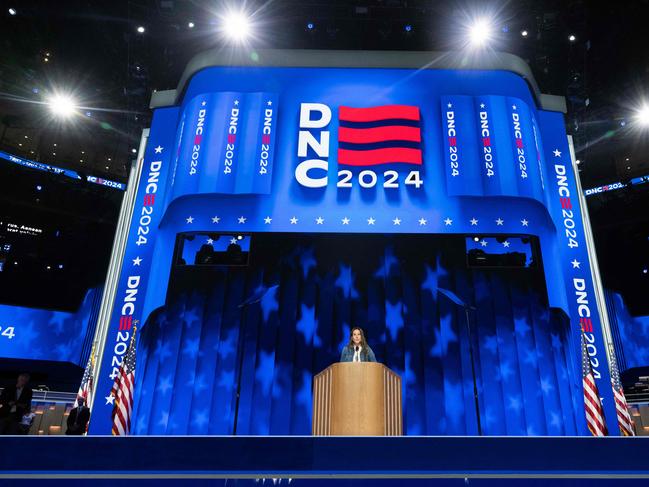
[337,105,422,166]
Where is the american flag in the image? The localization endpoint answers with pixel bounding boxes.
[581,332,607,436]
[111,327,137,436]
[609,348,635,436]
[74,348,95,408]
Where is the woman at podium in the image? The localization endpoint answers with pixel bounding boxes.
[340,327,377,362]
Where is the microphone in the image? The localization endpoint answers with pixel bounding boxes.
[355,346,359,352]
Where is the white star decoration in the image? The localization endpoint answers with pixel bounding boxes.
[234,100,239,105]
[503,241,511,248]
[201,101,206,106]
[571,259,581,269]
[105,395,115,405]
[267,100,273,106]
[447,102,452,108]
[154,145,163,154]
[480,103,485,108]
[230,238,237,245]
[512,104,517,110]
[553,149,562,157]
[206,238,213,244]
[132,256,142,266]
[193,215,536,230]
[480,240,488,247]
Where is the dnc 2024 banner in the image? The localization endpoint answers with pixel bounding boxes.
[89,63,619,435]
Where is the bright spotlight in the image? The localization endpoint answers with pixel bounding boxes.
[306,22,314,30]
[222,11,251,41]
[469,19,492,48]
[8,8,17,15]
[636,105,649,127]
[136,25,145,34]
[188,21,195,29]
[521,29,528,37]
[568,34,576,42]
[47,94,78,118]
[404,24,412,33]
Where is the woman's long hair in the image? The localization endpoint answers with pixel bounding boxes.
[346,327,369,357]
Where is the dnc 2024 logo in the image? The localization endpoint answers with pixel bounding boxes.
[295,103,424,190]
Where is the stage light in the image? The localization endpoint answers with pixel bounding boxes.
[575,159,580,164]
[404,24,412,32]
[568,34,576,42]
[47,93,78,118]
[46,265,51,270]
[105,165,110,170]
[521,30,528,37]
[36,185,42,191]
[643,269,648,274]
[8,8,16,15]
[473,237,480,242]
[137,25,145,34]
[237,235,243,240]
[222,11,251,41]
[307,22,314,30]
[58,264,63,269]
[188,21,195,28]
[131,148,137,153]
[24,135,28,139]
[635,105,649,127]
[468,19,492,48]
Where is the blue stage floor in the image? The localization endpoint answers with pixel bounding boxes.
[2,436,649,481]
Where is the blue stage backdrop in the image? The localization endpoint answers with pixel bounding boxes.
[605,291,649,372]
[130,235,578,436]
[89,54,622,435]
[0,287,103,366]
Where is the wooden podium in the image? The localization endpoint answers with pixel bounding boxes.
[312,362,402,436]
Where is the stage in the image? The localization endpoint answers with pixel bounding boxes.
[2,436,649,480]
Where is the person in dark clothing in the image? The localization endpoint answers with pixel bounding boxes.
[66,397,90,435]
[0,373,33,435]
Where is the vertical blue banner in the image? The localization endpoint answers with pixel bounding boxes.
[506,97,543,201]
[170,96,207,200]
[539,110,619,435]
[88,106,179,435]
[473,96,502,195]
[440,96,482,196]
[249,93,278,194]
